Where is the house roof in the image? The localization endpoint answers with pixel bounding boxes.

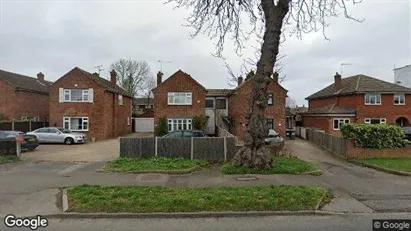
[306,74,411,100]
[133,97,154,105]
[153,70,207,91]
[0,69,52,94]
[75,67,133,98]
[301,104,356,115]
[206,89,235,97]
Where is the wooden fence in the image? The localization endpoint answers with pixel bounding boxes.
[296,126,348,158]
[120,137,236,161]
[0,121,49,132]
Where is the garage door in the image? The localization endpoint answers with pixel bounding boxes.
[134,118,154,132]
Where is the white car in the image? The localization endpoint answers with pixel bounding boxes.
[265,129,284,144]
[27,127,87,145]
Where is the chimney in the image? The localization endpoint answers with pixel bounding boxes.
[110,70,117,87]
[334,72,342,91]
[157,71,163,86]
[37,72,45,82]
[238,77,243,86]
[273,72,279,82]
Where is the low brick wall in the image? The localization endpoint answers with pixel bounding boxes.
[347,141,411,159]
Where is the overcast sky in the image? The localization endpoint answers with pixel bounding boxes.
[0,0,410,106]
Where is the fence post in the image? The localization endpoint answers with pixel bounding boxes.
[223,137,227,161]
[12,121,14,131]
[191,137,194,160]
[155,137,158,157]
[29,121,32,131]
[16,142,21,159]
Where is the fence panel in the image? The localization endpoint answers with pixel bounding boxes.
[0,123,12,131]
[0,141,17,156]
[226,137,237,160]
[30,122,49,131]
[120,138,141,158]
[157,138,191,159]
[299,128,347,158]
[193,138,224,161]
[141,138,155,158]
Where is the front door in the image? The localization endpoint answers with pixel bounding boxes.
[205,98,215,135]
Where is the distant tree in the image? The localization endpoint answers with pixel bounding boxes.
[144,77,156,106]
[286,97,297,108]
[110,59,152,97]
[245,70,255,81]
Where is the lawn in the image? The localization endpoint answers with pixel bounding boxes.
[0,156,19,164]
[222,157,320,175]
[103,157,208,173]
[359,158,411,173]
[67,185,331,213]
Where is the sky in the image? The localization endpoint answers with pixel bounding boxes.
[0,0,410,106]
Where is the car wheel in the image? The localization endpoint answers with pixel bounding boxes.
[64,138,74,145]
[28,147,36,151]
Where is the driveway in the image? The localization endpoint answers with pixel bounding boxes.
[20,132,153,162]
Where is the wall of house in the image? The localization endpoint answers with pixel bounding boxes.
[228,80,287,141]
[302,116,333,134]
[0,79,17,120]
[115,95,133,137]
[153,71,207,127]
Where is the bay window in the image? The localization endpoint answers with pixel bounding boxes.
[168,92,192,105]
[167,118,192,131]
[63,117,89,131]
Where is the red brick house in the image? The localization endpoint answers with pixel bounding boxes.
[152,70,287,140]
[0,69,51,121]
[49,67,133,141]
[302,73,411,136]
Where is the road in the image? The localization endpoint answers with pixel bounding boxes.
[1,213,411,231]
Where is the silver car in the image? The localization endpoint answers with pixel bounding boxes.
[27,127,87,145]
[265,129,284,144]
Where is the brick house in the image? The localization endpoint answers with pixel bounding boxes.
[302,73,411,136]
[0,69,51,121]
[133,97,154,115]
[152,70,287,140]
[49,67,133,141]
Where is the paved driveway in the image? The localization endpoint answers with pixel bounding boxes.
[20,132,153,162]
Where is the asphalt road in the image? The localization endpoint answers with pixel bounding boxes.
[1,213,411,231]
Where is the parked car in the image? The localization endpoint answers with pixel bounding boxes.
[27,127,87,145]
[265,129,284,144]
[402,127,411,141]
[162,130,207,138]
[0,130,39,151]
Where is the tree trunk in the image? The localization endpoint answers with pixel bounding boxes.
[233,0,290,170]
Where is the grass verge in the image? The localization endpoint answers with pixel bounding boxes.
[103,157,208,174]
[358,158,411,173]
[67,185,331,213]
[0,156,19,164]
[221,157,320,175]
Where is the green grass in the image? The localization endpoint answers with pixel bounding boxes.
[0,156,19,164]
[103,157,208,173]
[222,157,320,175]
[359,158,411,172]
[67,185,331,213]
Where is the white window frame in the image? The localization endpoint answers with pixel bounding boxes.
[333,118,350,130]
[167,92,192,105]
[364,118,386,124]
[127,117,130,126]
[63,117,89,131]
[63,89,91,102]
[394,94,405,105]
[365,93,381,105]
[268,94,273,105]
[167,118,192,132]
[118,95,124,105]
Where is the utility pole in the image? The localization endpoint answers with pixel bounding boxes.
[158,60,171,72]
[340,63,352,76]
[95,65,104,75]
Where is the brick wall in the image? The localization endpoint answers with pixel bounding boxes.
[153,70,207,126]
[347,140,411,159]
[228,79,287,140]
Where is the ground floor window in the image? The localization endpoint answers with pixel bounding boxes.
[364,118,386,124]
[168,118,192,131]
[63,117,89,131]
[333,118,350,130]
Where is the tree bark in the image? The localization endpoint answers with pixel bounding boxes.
[233,0,290,170]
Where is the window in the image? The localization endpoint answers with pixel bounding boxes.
[127,117,130,126]
[333,118,350,130]
[365,93,381,105]
[168,92,192,105]
[64,89,91,102]
[35,128,49,133]
[364,118,386,124]
[394,94,405,105]
[118,95,123,105]
[205,99,214,108]
[216,99,227,109]
[164,131,182,138]
[266,119,274,129]
[268,94,273,105]
[167,118,192,131]
[63,117,89,131]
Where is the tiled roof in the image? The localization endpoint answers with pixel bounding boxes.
[302,104,356,115]
[75,67,133,98]
[133,97,154,105]
[206,89,235,97]
[307,74,411,100]
[0,69,52,94]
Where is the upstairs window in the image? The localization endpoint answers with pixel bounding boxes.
[394,94,405,105]
[168,92,192,105]
[118,95,124,105]
[63,89,92,102]
[365,93,381,105]
[333,118,350,130]
[268,94,273,105]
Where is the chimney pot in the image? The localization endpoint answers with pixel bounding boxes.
[157,71,163,86]
[37,72,45,82]
[237,77,243,86]
[110,70,117,87]
[334,72,342,91]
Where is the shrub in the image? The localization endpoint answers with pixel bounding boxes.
[341,124,405,149]
[192,115,206,130]
[155,117,168,137]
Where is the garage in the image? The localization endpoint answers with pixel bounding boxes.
[133,118,154,132]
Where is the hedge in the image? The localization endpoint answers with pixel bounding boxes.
[341,124,405,149]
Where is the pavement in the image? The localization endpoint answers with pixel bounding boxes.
[0,138,410,219]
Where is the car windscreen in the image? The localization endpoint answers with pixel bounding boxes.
[58,128,71,134]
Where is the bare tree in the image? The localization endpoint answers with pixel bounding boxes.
[286,97,297,108]
[168,0,362,169]
[110,59,153,97]
[144,77,156,106]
